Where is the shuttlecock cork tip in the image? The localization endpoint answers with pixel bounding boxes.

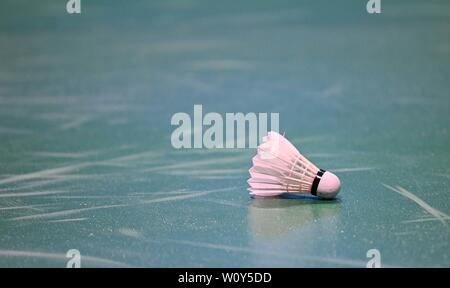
[316,171,341,199]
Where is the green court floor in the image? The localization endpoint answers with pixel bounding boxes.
[0,0,449,267]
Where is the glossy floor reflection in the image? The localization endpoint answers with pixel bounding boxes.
[0,0,449,267]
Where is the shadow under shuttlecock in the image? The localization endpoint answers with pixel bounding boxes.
[280,193,341,202]
[251,193,341,203]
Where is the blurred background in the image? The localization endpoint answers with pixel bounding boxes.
[0,0,449,267]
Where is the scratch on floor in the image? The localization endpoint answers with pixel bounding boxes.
[166,239,396,267]
[140,187,236,204]
[160,168,245,179]
[0,126,33,135]
[43,195,146,199]
[0,204,50,211]
[0,190,69,198]
[199,199,246,208]
[0,163,90,186]
[106,151,160,163]
[10,187,237,221]
[33,151,99,159]
[59,115,93,131]
[312,82,345,98]
[48,218,88,223]
[118,228,142,238]
[331,167,376,173]
[0,162,130,186]
[10,204,127,221]
[129,189,190,196]
[382,183,449,225]
[402,217,450,224]
[0,178,78,192]
[161,168,245,176]
[143,155,248,173]
[194,175,243,180]
[0,249,130,267]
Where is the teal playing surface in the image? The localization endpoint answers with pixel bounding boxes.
[0,0,449,267]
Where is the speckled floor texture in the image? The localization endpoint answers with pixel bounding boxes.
[0,0,449,267]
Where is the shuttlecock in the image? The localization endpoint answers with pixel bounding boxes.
[248,131,341,199]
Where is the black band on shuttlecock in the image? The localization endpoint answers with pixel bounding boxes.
[311,169,325,196]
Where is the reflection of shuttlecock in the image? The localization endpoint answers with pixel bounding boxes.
[248,198,341,238]
[248,131,341,199]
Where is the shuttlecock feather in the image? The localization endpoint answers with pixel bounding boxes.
[248,131,341,199]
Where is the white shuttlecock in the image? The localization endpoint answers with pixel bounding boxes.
[248,131,341,199]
